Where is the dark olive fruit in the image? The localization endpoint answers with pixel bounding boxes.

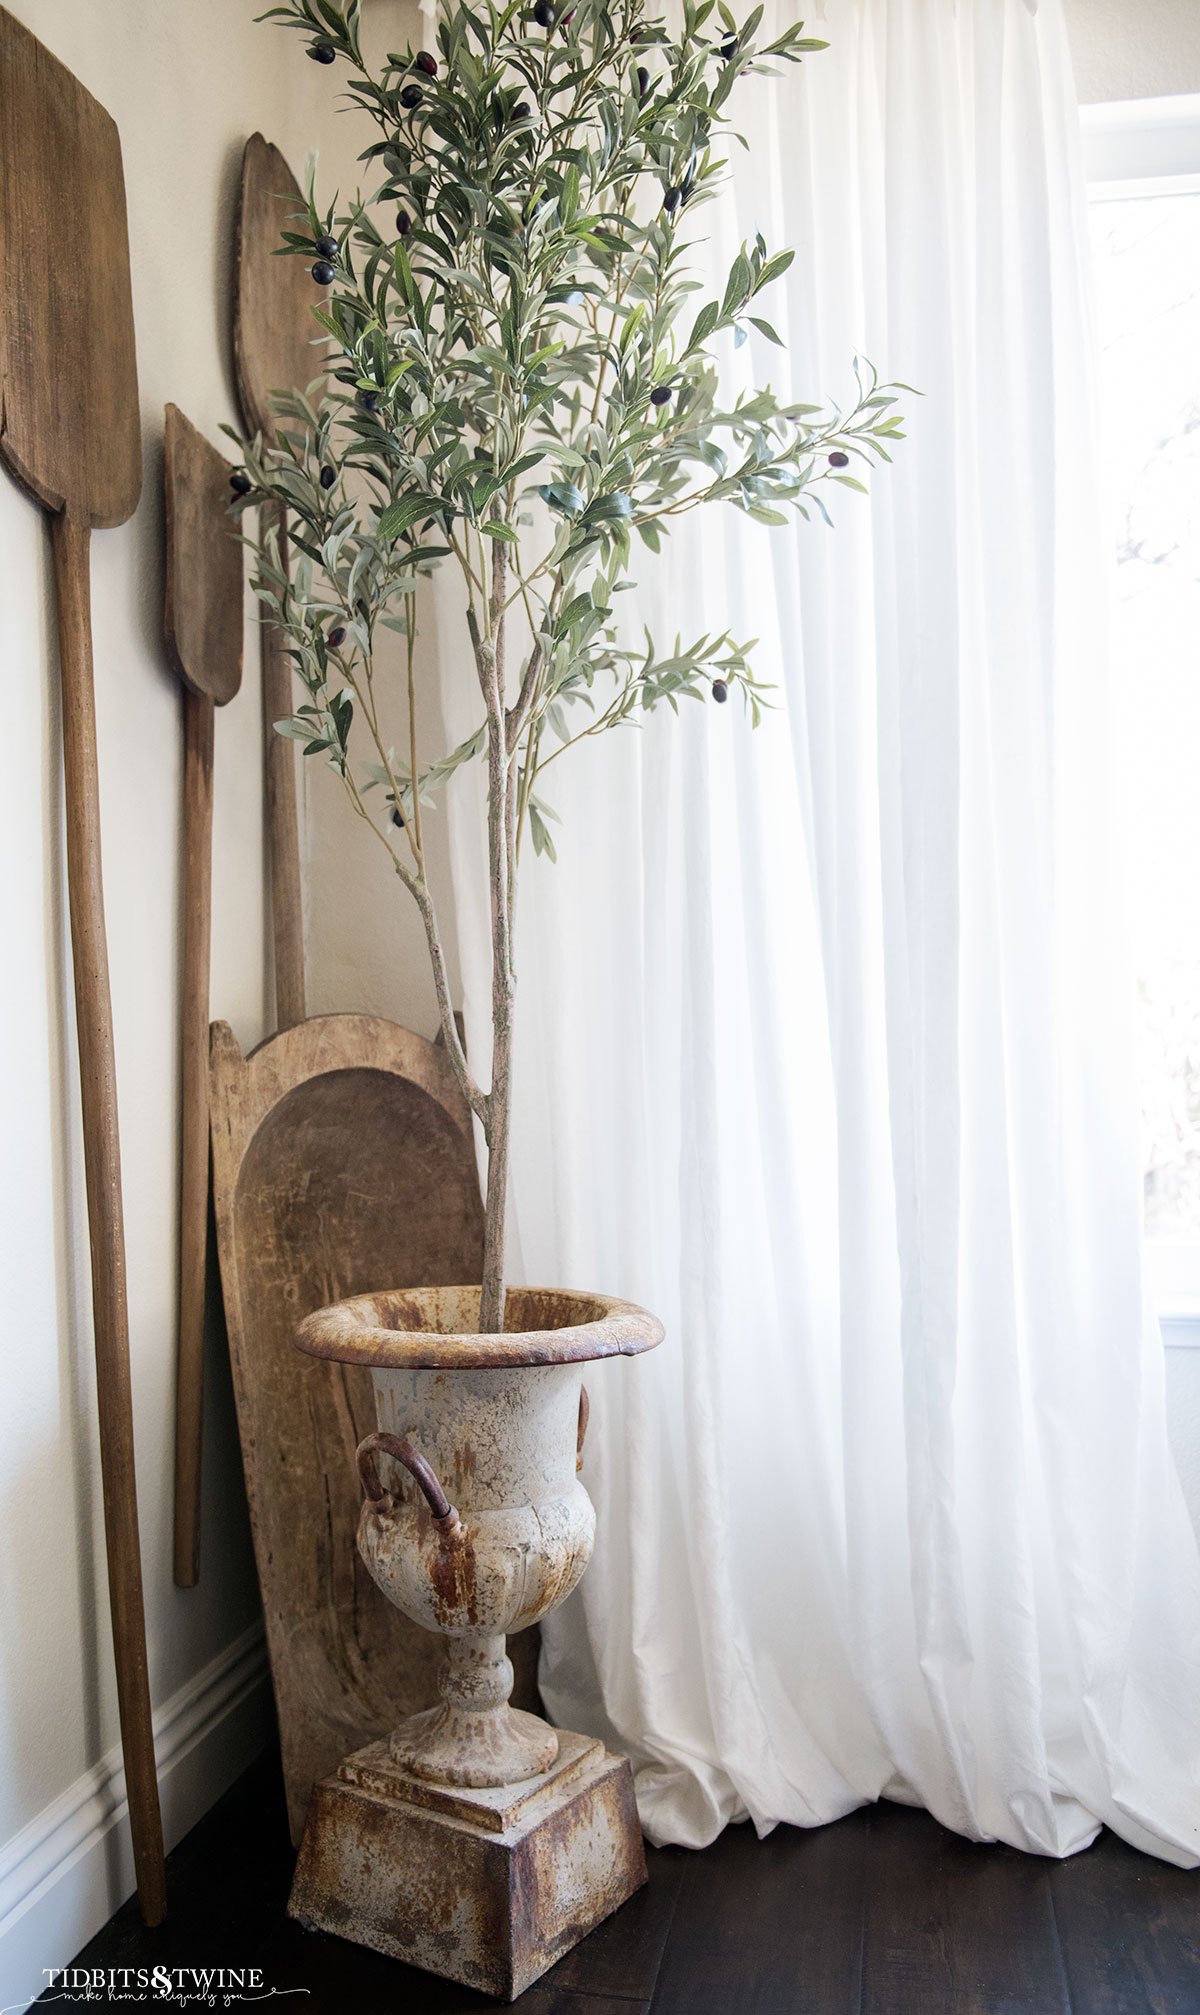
[651,384,672,406]
[312,259,334,284]
[308,40,336,62]
[315,233,338,259]
[636,65,650,97]
[828,450,850,467]
[663,185,681,213]
[720,35,737,60]
[391,806,406,828]
[534,0,555,24]
[512,100,531,120]
[396,209,412,236]
[415,50,438,76]
[229,470,252,496]
[326,626,346,650]
[400,83,423,109]
[712,679,729,703]
[359,388,379,411]
[319,465,336,489]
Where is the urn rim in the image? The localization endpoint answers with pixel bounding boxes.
[295,1283,665,1369]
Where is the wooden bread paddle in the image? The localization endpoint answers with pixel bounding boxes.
[164,406,243,1590]
[0,6,166,1924]
[235,133,321,1032]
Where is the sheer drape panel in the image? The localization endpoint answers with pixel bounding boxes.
[443,0,1200,1861]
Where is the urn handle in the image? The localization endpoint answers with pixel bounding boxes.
[576,1385,590,1472]
[356,1431,464,1542]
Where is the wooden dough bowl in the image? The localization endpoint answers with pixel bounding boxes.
[208,1013,539,1843]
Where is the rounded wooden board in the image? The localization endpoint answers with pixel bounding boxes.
[235,132,326,441]
[163,404,243,706]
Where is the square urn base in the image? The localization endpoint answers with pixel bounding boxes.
[287,1728,647,2000]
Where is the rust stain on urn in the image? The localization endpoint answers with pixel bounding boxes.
[427,1525,478,1628]
[296,1282,664,1370]
[289,1734,647,2000]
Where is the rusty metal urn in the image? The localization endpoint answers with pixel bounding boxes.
[287,1284,663,1999]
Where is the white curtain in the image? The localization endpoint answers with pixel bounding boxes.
[443,0,1200,1862]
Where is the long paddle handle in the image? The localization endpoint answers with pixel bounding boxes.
[52,512,167,1927]
[173,688,214,1589]
[262,500,305,1029]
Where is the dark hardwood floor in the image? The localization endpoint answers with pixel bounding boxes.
[42,1743,1200,2014]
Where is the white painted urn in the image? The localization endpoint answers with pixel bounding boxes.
[295,1285,663,1791]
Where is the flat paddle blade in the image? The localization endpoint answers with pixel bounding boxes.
[235,133,325,441]
[0,7,140,527]
[163,405,244,707]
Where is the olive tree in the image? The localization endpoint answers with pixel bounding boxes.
[231,0,906,1330]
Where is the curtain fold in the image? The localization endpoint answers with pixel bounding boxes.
[443,0,1200,1861]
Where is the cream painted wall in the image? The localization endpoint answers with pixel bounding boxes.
[300,1,459,1037]
[0,0,367,1883]
[1063,0,1200,104]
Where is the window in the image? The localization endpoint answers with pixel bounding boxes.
[1084,97,1200,1331]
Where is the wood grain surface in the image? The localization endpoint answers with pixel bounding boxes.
[258,498,306,1031]
[70,1758,1200,2015]
[163,404,243,706]
[174,686,215,1590]
[208,1013,538,1845]
[0,5,164,1925]
[0,7,140,525]
[234,132,323,442]
[234,133,323,1031]
[164,406,243,1589]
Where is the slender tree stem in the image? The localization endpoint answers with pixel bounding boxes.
[515,717,541,862]
[405,867,486,1122]
[339,763,486,1126]
[405,593,424,869]
[480,1001,512,1332]
[477,543,515,1332]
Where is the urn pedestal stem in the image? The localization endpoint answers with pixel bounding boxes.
[388,1632,559,1787]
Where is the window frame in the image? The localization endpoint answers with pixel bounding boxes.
[1082,94,1200,1346]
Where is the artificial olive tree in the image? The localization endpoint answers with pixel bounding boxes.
[232,0,905,1332]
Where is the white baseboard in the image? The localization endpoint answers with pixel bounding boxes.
[0,1622,271,2015]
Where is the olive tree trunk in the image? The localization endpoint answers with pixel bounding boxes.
[476,551,515,1335]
